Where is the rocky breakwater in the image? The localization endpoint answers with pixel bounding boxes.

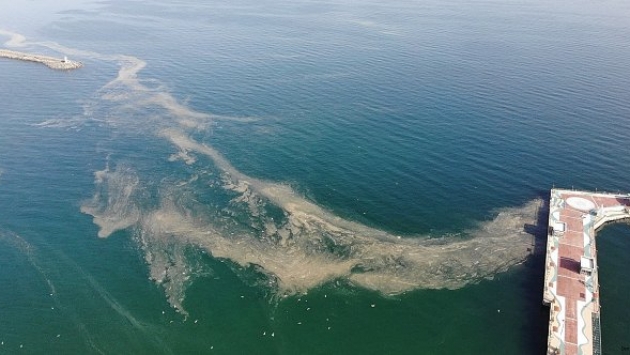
[0,49,82,70]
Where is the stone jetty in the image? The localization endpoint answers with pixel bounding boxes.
[0,49,82,70]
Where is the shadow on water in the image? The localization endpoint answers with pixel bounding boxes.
[596,222,630,354]
[519,189,551,354]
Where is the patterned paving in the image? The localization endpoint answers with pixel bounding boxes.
[543,189,630,355]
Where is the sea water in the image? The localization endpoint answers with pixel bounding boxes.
[1,0,630,353]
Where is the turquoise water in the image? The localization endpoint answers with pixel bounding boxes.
[1,0,630,353]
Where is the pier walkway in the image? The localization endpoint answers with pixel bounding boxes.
[543,189,630,355]
[0,49,82,70]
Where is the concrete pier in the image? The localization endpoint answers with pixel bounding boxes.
[0,49,82,70]
[543,189,630,355]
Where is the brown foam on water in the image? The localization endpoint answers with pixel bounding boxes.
[85,157,540,314]
[4,30,541,313]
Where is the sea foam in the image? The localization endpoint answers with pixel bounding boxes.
[3,30,543,314]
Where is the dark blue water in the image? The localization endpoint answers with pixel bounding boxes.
[1,0,630,353]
